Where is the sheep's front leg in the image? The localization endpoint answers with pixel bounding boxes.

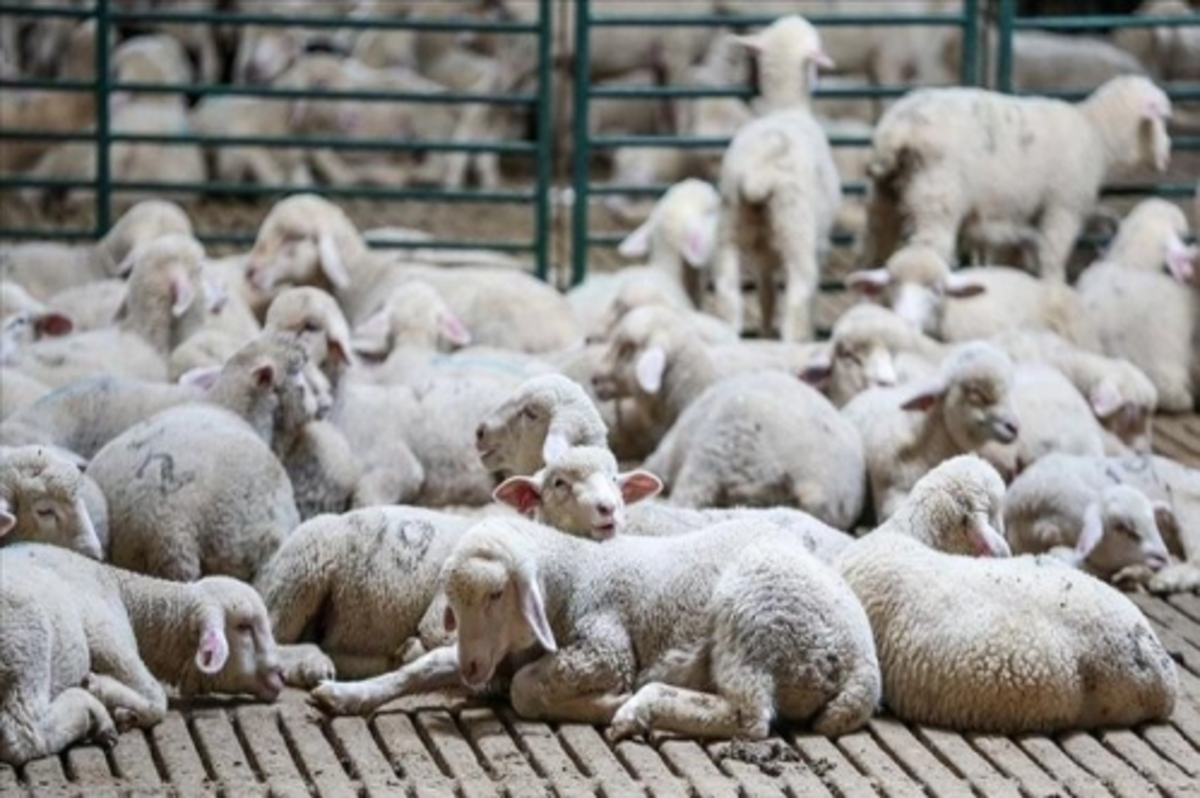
[0,688,117,765]
[779,241,819,343]
[309,645,462,716]
[1034,205,1083,284]
[510,616,635,725]
[711,240,744,334]
[277,644,337,688]
[609,682,771,742]
[1148,562,1200,595]
[81,673,166,732]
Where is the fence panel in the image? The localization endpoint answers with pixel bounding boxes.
[0,0,556,279]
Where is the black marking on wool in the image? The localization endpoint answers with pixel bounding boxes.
[134,450,196,496]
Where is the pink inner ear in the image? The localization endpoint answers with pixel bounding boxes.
[170,273,196,317]
[493,478,542,516]
[34,312,73,338]
[253,363,275,388]
[441,314,472,347]
[443,604,457,633]
[619,470,663,504]
[0,506,16,537]
[195,628,229,674]
[845,271,890,297]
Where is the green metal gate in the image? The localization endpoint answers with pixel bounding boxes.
[0,0,556,279]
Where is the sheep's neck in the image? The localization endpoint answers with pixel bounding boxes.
[901,404,960,464]
[117,293,174,355]
[755,62,814,116]
[1079,95,1144,177]
[113,572,205,687]
[206,382,278,445]
[653,340,720,427]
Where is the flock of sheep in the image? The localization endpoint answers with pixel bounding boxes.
[1,0,1200,779]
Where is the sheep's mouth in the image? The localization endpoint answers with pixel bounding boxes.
[990,420,1019,444]
[1145,553,1170,572]
[591,521,617,539]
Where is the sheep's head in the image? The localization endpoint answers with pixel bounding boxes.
[476,374,608,476]
[98,199,193,278]
[246,194,364,295]
[236,24,305,84]
[1073,485,1172,578]
[0,309,73,363]
[1088,364,1157,453]
[845,245,984,335]
[801,304,911,406]
[592,306,691,401]
[223,334,326,436]
[1105,198,1195,280]
[1084,75,1172,173]
[352,281,471,357]
[732,14,834,105]
[617,179,721,270]
[889,454,1010,557]
[181,576,284,702]
[440,521,557,688]
[0,445,102,560]
[901,342,1020,451]
[590,276,685,345]
[264,286,357,374]
[493,446,661,540]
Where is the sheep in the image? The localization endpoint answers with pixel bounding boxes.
[585,274,740,347]
[8,235,211,388]
[475,374,610,479]
[0,543,283,766]
[859,75,1173,281]
[255,505,476,688]
[1112,1,1200,85]
[643,370,866,529]
[1101,197,1197,279]
[841,341,1020,521]
[245,194,580,352]
[1004,452,1173,584]
[42,280,127,333]
[709,16,842,341]
[262,286,358,393]
[350,281,473,382]
[313,514,880,740]
[945,28,1148,93]
[835,454,1179,733]
[0,445,105,560]
[84,336,317,581]
[0,369,51,423]
[0,200,192,302]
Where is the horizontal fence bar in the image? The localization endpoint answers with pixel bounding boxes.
[0,3,94,19]
[194,230,535,253]
[589,133,871,150]
[588,84,915,100]
[1014,14,1200,30]
[1100,183,1198,197]
[104,9,539,33]
[590,12,969,28]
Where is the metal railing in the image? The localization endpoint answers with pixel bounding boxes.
[0,0,556,278]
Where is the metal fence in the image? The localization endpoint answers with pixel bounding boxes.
[0,0,556,278]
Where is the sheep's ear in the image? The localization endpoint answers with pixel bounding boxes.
[541,426,570,463]
[844,269,891,297]
[252,362,276,389]
[1088,378,1123,419]
[730,32,764,53]
[798,350,832,388]
[618,470,663,505]
[170,272,197,318]
[899,382,944,412]
[681,216,717,268]
[0,498,15,538]
[351,310,391,355]
[318,230,351,289]
[73,496,102,560]
[968,516,1012,558]
[635,346,667,394]
[811,50,836,70]
[441,312,472,347]
[941,273,986,298]
[442,604,457,633]
[1152,501,1178,540]
[202,275,228,314]
[1076,501,1104,558]
[33,311,73,338]
[195,626,230,674]
[514,569,556,653]
[617,216,654,260]
[178,365,223,391]
[493,476,543,516]
[327,326,358,368]
[1165,234,1196,283]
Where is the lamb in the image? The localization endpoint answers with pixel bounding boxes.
[585,274,740,347]
[262,286,358,392]
[709,16,842,341]
[0,445,105,560]
[841,341,1020,521]
[313,515,880,742]
[84,336,317,581]
[254,505,475,688]
[859,75,1173,281]
[475,374,610,479]
[44,280,130,333]
[350,281,473,384]
[1112,1,1200,85]
[0,200,192,302]
[0,543,283,766]
[245,194,580,352]
[1004,452,1173,583]
[1099,197,1196,279]
[644,370,866,529]
[835,455,1179,733]
[0,369,51,423]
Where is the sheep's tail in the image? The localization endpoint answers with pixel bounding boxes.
[636,640,712,691]
[738,130,790,204]
[808,657,881,736]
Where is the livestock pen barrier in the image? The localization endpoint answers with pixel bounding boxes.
[0,0,557,278]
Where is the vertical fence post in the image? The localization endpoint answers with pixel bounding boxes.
[569,0,590,287]
[996,0,1015,94]
[533,0,552,281]
[94,0,112,235]
[961,0,980,86]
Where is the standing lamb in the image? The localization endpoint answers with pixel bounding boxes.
[710,15,842,341]
[859,75,1173,281]
[836,455,1179,733]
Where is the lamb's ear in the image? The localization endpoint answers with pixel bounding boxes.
[730,31,765,53]
[514,568,556,653]
[1076,501,1104,558]
[440,312,472,347]
[899,381,945,412]
[618,469,663,505]
[968,516,1012,558]
[541,425,570,463]
[844,268,891,297]
[1088,377,1123,419]
[681,216,717,268]
[941,273,986,298]
[442,604,457,633]
[202,275,228,314]
[252,361,276,389]
[635,346,667,394]
[170,272,197,318]
[617,215,655,260]
[178,365,223,391]
[33,311,74,338]
[798,350,832,388]
[195,621,230,675]
[493,476,543,516]
[318,230,351,289]
[1165,233,1196,283]
[811,50,836,70]
[326,323,358,368]
[351,309,391,355]
[1152,501,1178,540]
[0,498,15,538]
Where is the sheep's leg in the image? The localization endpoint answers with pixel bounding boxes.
[309,148,362,187]
[80,673,165,731]
[756,258,778,340]
[711,238,744,334]
[1148,562,1200,595]
[1034,206,1082,283]
[609,681,772,742]
[777,218,820,343]
[86,642,169,730]
[856,188,903,268]
[308,646,461,717]
[277,644,337,688]
[0,689,117,765]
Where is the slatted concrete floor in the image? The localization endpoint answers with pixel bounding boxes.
[3,415,1200,798]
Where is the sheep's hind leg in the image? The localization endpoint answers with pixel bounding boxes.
[0,689,117,766]
[609,682,772,742]
[309,645,461,716]
[81,673,166,732]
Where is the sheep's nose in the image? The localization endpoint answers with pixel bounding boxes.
[596,501,614,517]
[475,424,485,443]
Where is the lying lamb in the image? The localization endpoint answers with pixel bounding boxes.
[0,445,105,560]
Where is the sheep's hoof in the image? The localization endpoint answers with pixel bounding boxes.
[111,708,139,734]
[1147,563,1200,595]
[90,716,119,751]
[608,701,650,743]
[308,681,374,717]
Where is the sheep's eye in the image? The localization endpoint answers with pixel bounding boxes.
[1114,522,1137,539]
[301,320,321,333]
[618,342,635,359]
[522,407,539,421]
[35,507,56,519]
[488,589,504,603]
[552,478,569,491]
[236,622,254,634]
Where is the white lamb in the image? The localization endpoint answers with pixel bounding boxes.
[1100,197,1197,279]
[860,75,1173,281]
[0,445,105,560]
[1005,452,1173,583]
[836,455,1179,733]
[0,543,283,766]
[710,15,842,341]
[842,341,1020,521]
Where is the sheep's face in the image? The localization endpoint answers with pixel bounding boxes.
[0,450,102,560]
[247,224,323,293]
[475,397,552,476]
[186,578,284,701]
[943,374,1020,450]
[593,311,671,400]
[236,26,304,84]
[828,338,898,405]
[265,290,356,375]
[907,456,1010,557]
[1078,486,1171,577]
